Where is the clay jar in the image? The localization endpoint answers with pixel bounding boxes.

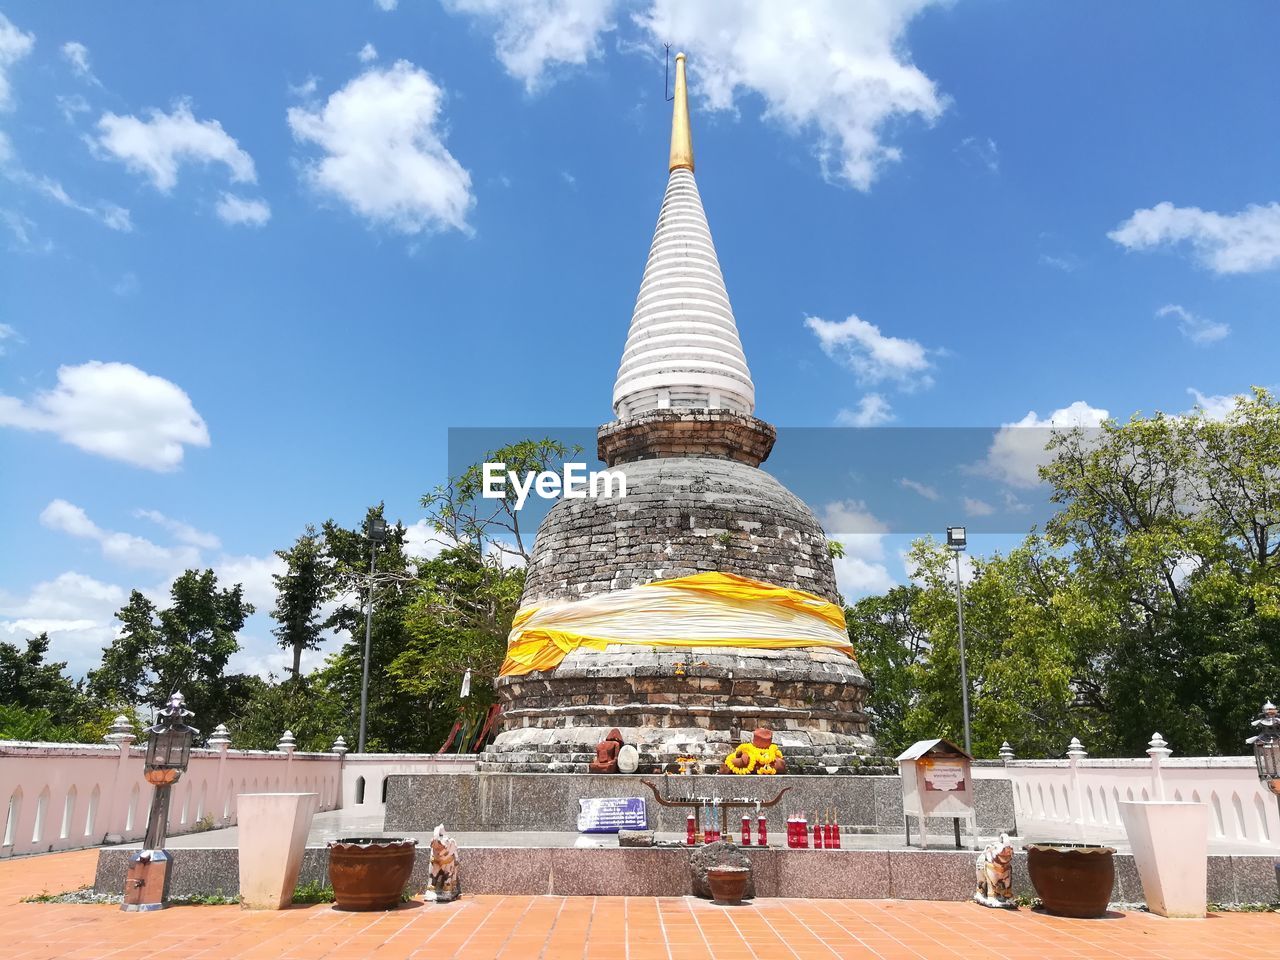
[327,837,418,911]
[1026,843,1116,918]
[706,866,751,906]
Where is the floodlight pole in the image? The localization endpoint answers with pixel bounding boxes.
[357,518,387,754]
[947,527,973,756]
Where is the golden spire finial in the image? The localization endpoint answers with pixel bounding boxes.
[669,52,694,173]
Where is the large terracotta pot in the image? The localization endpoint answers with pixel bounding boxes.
[327,837,418,911]
[1026,843,1116,918]
[706,866,751,906]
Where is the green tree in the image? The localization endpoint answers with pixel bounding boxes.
[845,585,927,755]
[0,633,84,720]
[87,570,256,730]
[272,526,328,678]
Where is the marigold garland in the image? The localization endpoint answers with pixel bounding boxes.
[723,742,783,776]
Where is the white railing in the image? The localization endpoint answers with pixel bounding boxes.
[975,735,1280,851]
[0,731,343,858]
[340,754,477,814]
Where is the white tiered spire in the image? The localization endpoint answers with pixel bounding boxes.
[611,53,755,420]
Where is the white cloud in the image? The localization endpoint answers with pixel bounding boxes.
[41,499,202,573]
[288,76,318,99]
[94,100,256,192]
[358,42,378,63]
[444,0,616,92]
[0,572,127,677]
[806,314,933,389]
[134,509,222,550]
[374,0,398,9]
[0,322,20,354]
[636,0,946,190]
[1109,201,1280,274]
[899,477,939,501]
[835,393,893,427]
[0,13,35,111]
[980,401,1109,489]
[821,501,894,598]
[403,519,454,560]
[831,552,896,597]
[1038,253,1078,272]
[0,207,43,251]
[14,170,133,231]
[215,192,271,227]
[957,136,998,173]
[1186,388,1241,421]
[57,93,90,122]
[288,61,474,235]
[0,360,210,470]
[215,553,285,612]
[1158,304,1229,346]
[60,41,99,85]
[963,496,995,517]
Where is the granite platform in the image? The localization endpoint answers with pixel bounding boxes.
[382,772,1018,837]
[92,833,1280,904]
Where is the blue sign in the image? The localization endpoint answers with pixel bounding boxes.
[577,796,647,833]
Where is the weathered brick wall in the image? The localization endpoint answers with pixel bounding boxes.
[522,456,840,605]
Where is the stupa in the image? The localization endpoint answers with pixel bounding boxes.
[479,54,873,773]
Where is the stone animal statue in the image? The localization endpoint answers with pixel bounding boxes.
[427,824,460,903]
[589,728,625,773]
[974,833,1016,909]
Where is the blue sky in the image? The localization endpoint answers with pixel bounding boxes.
[2,1,1277,678]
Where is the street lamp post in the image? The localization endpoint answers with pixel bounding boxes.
[357,516,388,754]
[1245,699,1280,897]
[946,526,972,756]
[122,692,197,912]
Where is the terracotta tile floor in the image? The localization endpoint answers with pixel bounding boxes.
[1,850,1275,960]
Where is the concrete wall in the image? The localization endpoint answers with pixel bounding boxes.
[383,772,1017,837]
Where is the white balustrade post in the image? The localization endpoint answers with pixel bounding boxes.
[209,723,231,824]
[277,731,297,791]
[998,741,1014,763]
[1067,737,1088,839]
[1147,732,1171,801]
[331,737,349,810]
[101,715,136,843]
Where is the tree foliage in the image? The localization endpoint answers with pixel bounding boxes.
[849,388,1280,758]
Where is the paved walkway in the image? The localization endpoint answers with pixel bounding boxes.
[2,849,1275,960]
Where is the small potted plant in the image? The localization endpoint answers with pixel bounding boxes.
[327,837,418,911]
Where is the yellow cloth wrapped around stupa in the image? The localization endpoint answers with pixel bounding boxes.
[500,571,852,677]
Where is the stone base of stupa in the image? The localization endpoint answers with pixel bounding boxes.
[478,645,876,774]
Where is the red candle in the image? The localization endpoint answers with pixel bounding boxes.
[686,812,696,846]
[798,814,809,848]
[832,819,841,849]
[813,815,823,849]
[757,814,768,847]
[741,814,752,846]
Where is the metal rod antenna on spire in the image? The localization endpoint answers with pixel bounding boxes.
[664,44,674,102]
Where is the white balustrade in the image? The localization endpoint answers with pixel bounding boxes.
[974,736,1279,850]
[0,736,343,858]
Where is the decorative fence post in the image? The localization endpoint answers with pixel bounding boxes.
[101,715,136,843]
[1147,732,1171,801]
[998,741,1014,763]
[1067,737,1088,838]
[209,723,231,823]
[278,731,297,791]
